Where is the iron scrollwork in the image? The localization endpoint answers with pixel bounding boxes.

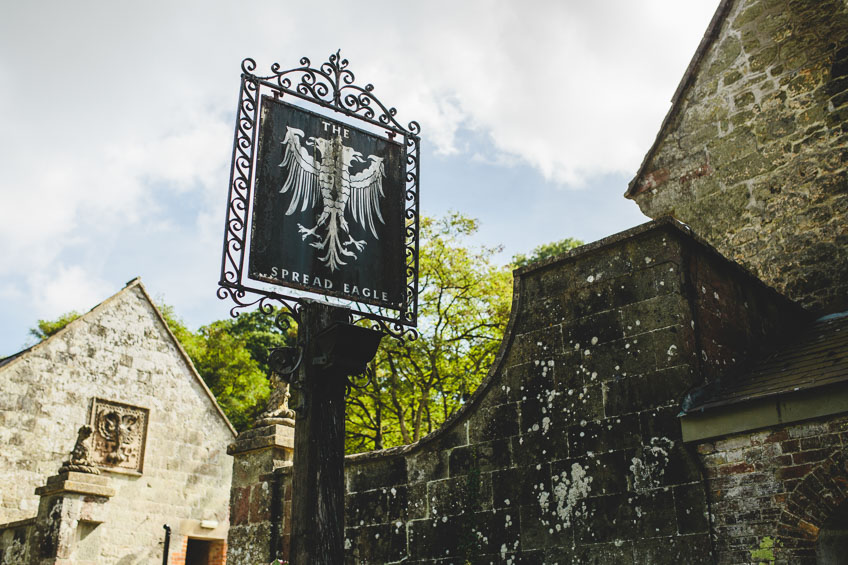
[218,51,419,339]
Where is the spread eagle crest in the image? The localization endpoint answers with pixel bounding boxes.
[279,126,386,271]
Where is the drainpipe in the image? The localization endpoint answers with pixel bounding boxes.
[269,470,283,561]
[162,524,171,565]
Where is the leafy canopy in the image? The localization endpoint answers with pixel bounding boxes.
[511,237,583,269]
[29,311,81,340]
[345,213,512,453]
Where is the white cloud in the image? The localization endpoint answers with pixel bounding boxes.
[28,265,113,319]
[0,0,720,352]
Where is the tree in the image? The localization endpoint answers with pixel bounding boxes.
[511,237,584,268]
[345,213,512,453]
[29,311,81,340]
[159,303,295,432]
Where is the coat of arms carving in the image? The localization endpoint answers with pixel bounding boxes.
[89,399,149,473]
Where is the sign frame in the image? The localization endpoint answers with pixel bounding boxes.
[218,52,420,337]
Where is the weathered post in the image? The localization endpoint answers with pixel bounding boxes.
[289,301,349,563]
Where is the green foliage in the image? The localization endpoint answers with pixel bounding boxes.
[159,303,294,432]
[750,536,779,564]
[345,213,512,453]
[29,311,81,340]
[511,237,584,269]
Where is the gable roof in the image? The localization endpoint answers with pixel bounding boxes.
[625,0,735,198]
[0,277,236,436]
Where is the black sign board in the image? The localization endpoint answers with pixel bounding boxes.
[219,53,420,336]
[249,98,406,309]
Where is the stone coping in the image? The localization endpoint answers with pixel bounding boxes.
[0,517,36,530]
[34,471,115,498]
[227,422,295,456]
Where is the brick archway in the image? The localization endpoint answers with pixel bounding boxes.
[777,450,848,561]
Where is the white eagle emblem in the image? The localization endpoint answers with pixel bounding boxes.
[279,126,386,271]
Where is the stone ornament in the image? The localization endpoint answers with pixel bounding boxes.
[255,372,296,427]
[89,399,149,473]
[59,424,100,475]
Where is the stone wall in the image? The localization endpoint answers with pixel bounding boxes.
[0,280,235,563]
[628,0,848,315]
[699,414,848,564]
[338,220,799,564]
[0,519,33,565]
[226,423,295,565]
[231,218,803,564]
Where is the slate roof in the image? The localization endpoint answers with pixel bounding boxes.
[684,312,848,413]
[0,351,22,368]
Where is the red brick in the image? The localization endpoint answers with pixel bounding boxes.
[799,437,822,450]
[765,430,790,443]
[697,442,716,454]
[792,448,830,465]
[777,463,814,480]
[719,462,756,476]
[781,439,801,453]
[798,519,820,539]
[249,481,272,523]
[232,485,250,525]
[774,454,794,466]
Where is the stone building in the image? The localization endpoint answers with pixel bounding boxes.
[626,0,847,314]
[228,0,848,563]
[0,278,236,565]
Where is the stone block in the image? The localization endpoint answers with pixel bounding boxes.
[345,522,408,563]
[569,414,642,455]
[427,473,492,518]
[569,451,629,497]
[34,472,115,498]
[518,500,572,551]
[230,486,250,526]
[512,427,569,463]
[345,488,389,527]
[227,423,295,458]
[406,516,462,560]
[575,493,638,544]
[631,533,713,564]
[550,381,604,425]
[448,439,512,477]
[467,402,520,444]
[491,464,551,510]
[605,365,697,416]
[347,457,407,494]
[561,309,624,350]
[406,446,450,485]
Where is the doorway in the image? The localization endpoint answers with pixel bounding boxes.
[185,538,211,565]
[817,501,848,564]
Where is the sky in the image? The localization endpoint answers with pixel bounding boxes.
[0,0,720,357]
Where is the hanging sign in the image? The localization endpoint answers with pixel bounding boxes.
[218,52,420,334]
[248,99,406,309]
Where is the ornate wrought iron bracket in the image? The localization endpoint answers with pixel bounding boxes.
[218,51,420,341]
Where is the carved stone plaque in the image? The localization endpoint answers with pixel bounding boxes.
[88,399,149,474]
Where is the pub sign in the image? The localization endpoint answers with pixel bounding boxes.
[249,99,406,309]
[218,53,420,334]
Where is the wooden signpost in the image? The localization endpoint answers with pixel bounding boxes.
[218,52,420,564]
